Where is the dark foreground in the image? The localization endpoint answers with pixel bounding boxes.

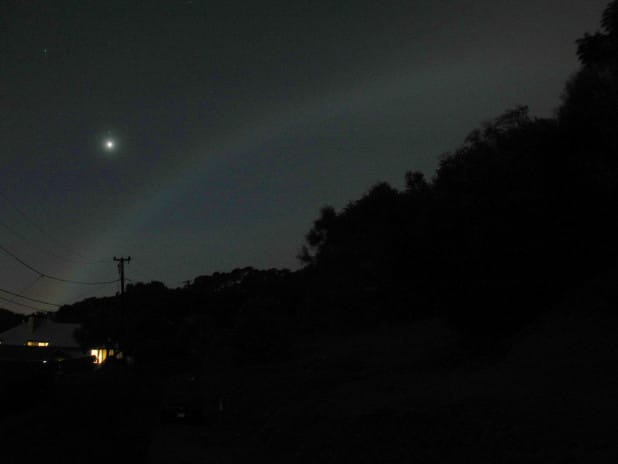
[2,308,617,463]
[0,361,158,464]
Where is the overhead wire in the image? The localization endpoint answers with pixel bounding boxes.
[0,243,119,285]
[0,191,164,307]
[18,274,44,294]
[0,189,108,264]
[125,256,160,283]
[125,272,158,284]
[0,219,100,266]
[67,280,121,303]
[0,287,60,307]
[0,277,120,314]
[0,294,51,313]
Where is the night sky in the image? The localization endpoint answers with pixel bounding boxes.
[0,0,608,313]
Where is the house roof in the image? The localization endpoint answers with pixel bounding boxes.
[0,318,81,348]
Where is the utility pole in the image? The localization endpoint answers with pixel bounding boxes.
[112,256,131,362]
[114,256,131,296]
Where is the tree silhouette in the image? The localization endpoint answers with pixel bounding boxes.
[54,1,618,356]
[297,0,618,338]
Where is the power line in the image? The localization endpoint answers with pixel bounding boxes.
[0,243,119,286]
[0,189,107,264]
[0,287,60,307]
[67,280,121,304]
[18,274,44,294]
[0,294,50,313]
[125,256,161,283]
[0,243,48,274]
[0,220,101,266]
[125,270,158,284]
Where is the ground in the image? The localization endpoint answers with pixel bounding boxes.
[148,311,618,463]
[2,301,617,463]
[0,362,158,464]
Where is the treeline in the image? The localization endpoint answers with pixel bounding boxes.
[14,1,618,364]
[54,268,305,368]
[298,0,618,343]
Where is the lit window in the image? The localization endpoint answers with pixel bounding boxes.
[90,348,112,364]
[26,341,49,347]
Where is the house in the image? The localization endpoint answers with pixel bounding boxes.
[0,315,113,364]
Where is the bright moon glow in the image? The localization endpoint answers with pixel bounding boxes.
[105,140,115,150]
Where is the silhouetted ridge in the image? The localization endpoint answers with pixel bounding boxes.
[53,1,618,358]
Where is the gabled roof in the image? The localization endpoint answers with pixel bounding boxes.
[0,318,81,348]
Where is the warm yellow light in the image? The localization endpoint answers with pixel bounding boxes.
[90,348,112,364]
[26,341,49,347]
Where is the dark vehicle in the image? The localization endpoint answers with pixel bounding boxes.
[160,373,205,425]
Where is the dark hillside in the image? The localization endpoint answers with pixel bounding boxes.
[148,268,618,462]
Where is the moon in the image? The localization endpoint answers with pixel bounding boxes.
[104,139,115,150]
